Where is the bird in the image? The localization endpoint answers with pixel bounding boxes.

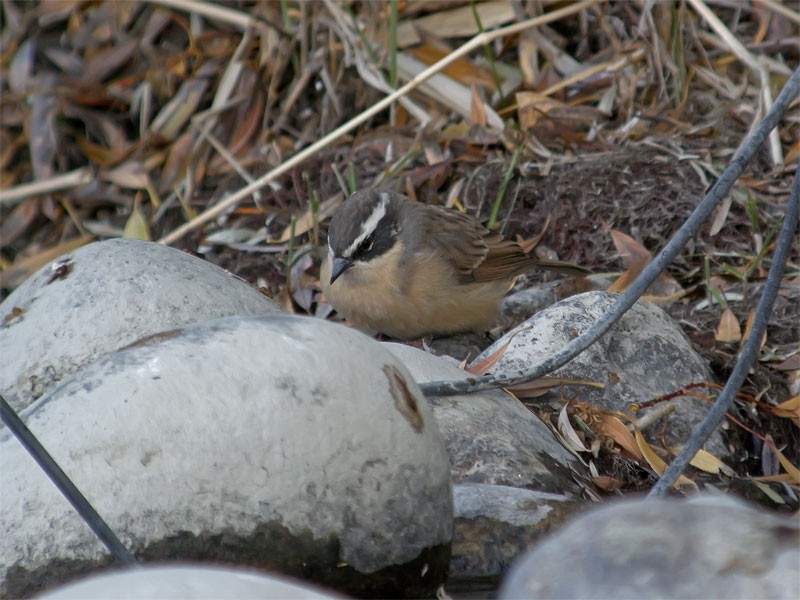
[320,189,590,339]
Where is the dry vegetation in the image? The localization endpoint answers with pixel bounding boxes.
[1,1,798,504]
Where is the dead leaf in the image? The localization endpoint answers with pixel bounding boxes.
[159,131,195,193]
[709,193,733,236]
[468,339,512,376]
[76,136,122,167]
[401,1,514,42]
[516,213,552,253]
[470,83,487,128]
[396,52,504,129]
[150,78,210,141]
[769,396,800,420]
[0,197,40,246]
[609,229,652,268]
[765,434,800,484]
[597,414,644,461]
[516,92,566,131]
[507,377,604,399]
[558,404,588,453]
[669,445,734,476]
[408,45,496,89]
[80,38,138,85]
[635,429,697,489]
[28,74,59,186]
[592,475,625,491]
[740,308,766,350]
[226,72,266,156]
[750,479,786,505]
[289,249,315,312]
[715,308,742,343]
[607,229,683,297]
[102,161,149,190]
[772,355,800,371]
[10,38,36,94]
[519,37,539,86]
[608,256,649,293]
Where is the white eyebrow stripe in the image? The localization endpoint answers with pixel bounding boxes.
[343,193,389,257]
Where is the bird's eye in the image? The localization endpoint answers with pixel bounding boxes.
[361,235,374,253]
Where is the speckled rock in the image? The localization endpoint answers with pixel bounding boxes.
[500,495,800,599]
[37,565,340,599]
[0,238,282,412]
[2,316,452,598]
[474,291,724,455]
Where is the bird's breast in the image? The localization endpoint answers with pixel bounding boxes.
[321,246,510,338]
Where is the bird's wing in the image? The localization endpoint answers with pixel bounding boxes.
[471,233,538,282]
[413,203,589,283]
[414,204,490,281]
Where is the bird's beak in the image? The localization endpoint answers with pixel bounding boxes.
[329,257,353,284]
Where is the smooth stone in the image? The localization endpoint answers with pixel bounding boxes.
[383,343,590,586]
[473,291,725,455]
[500,495,800,599]
[0,238,282,412]
[383,343,586,494]
[37,565,339,599]
[1,316,452,598]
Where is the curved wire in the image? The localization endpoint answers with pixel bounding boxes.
[419,67,800,398]
[0,394,137,565]
[649,165,799,495]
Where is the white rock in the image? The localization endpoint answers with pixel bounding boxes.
[0,239,282,412]
[500,495,800,599]
[473,291,723,454]
[37,565,339,599]
[1,316,452,598]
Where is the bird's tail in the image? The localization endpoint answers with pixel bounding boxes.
[535,258,592,277]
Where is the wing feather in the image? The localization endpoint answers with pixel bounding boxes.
[406,201,589,283]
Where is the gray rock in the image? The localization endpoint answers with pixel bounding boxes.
[501,277,606,325]
[500,495,800,599]
[0,238,282,412]
[383,343,586,494]
[1,316,452,598]
[37,565,339,599]
[474,291,724,455]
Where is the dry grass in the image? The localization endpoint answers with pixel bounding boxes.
[1,0,798,503]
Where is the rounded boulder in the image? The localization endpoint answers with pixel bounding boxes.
[0,238,282,412]
[1,315,452,598]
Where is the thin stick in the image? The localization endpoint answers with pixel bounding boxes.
[754,0,800,27]
[687,0,759,72]
[687,0,782,165]
[149,0,263,31]
[158,0,605,245]
[0,168,93,207]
